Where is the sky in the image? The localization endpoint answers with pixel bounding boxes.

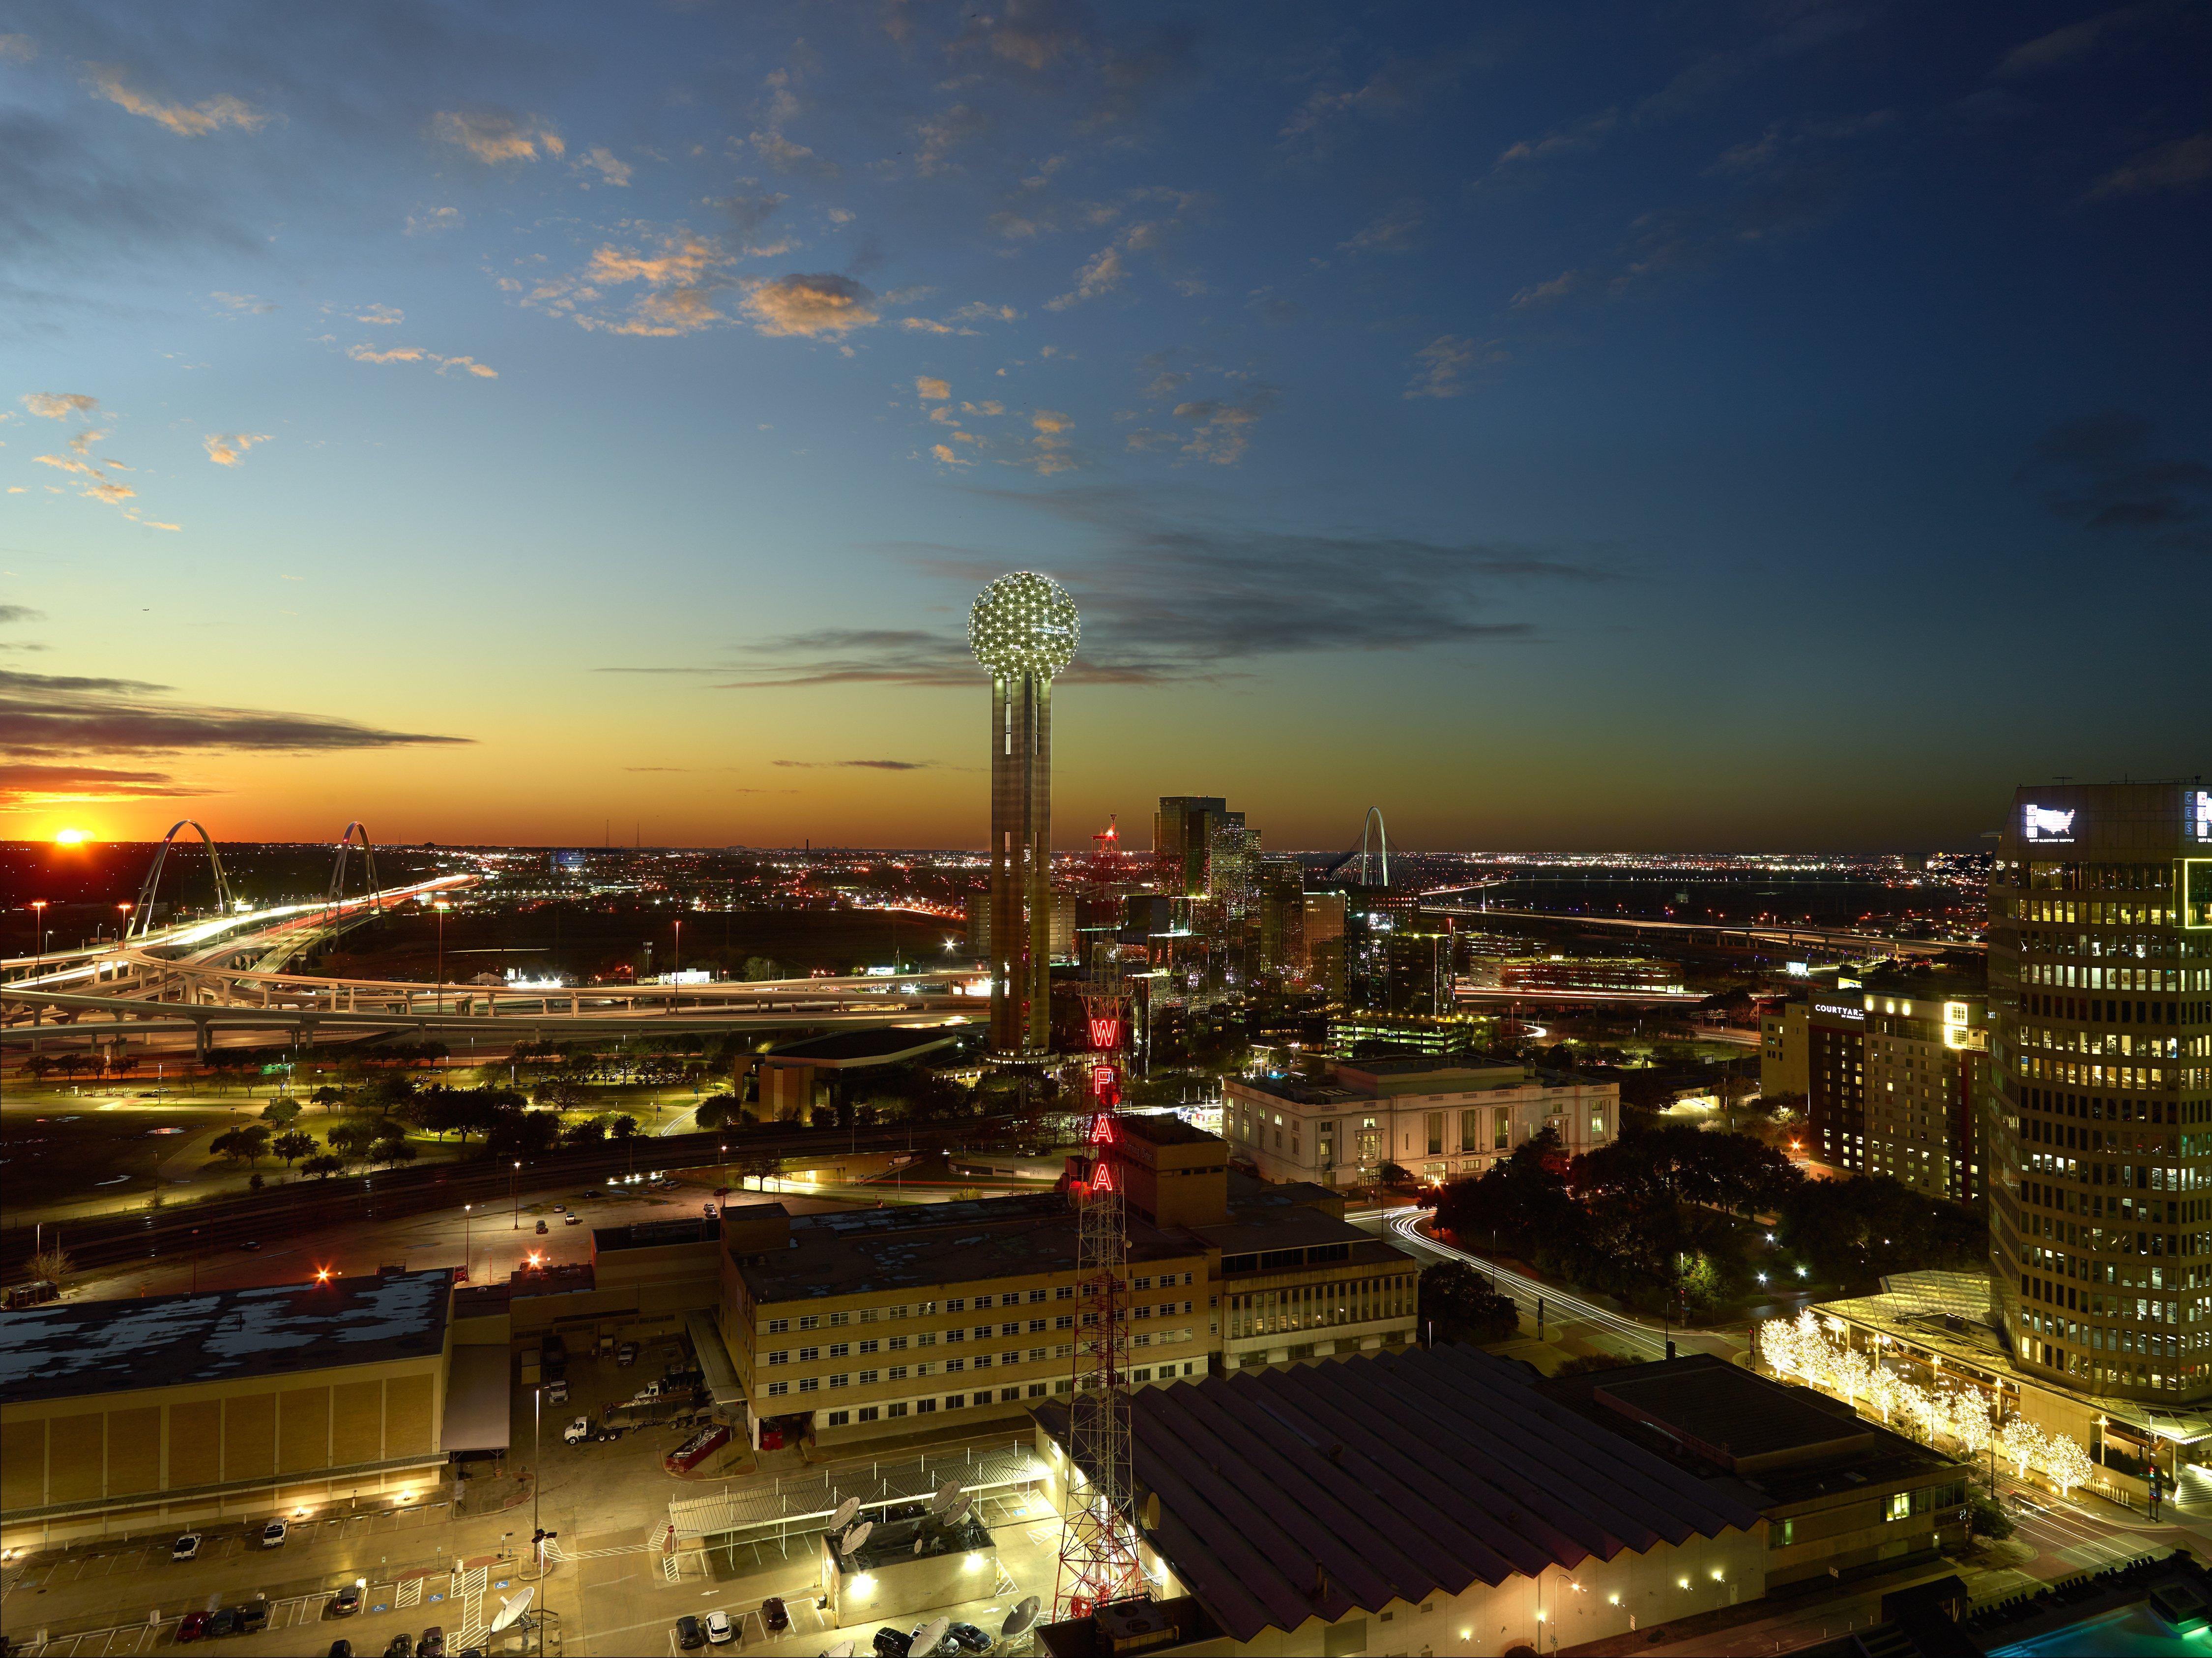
[1,0,2207,854]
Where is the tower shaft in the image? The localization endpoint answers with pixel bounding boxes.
[989,668,1053,1052]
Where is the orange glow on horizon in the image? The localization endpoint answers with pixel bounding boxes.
[53,828,92,846]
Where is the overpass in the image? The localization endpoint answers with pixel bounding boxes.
[1416,902,1984,959]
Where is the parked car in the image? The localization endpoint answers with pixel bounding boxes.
[262,1518,288,1547]
[564,1213,582,1225]
[176,1611,209,1643]
[331,1583,363,1616]
[704,1609,734,1645]
[563,1416,592,1446]
[702,1202,718,1218]
[544,1379,569,1405]
[872,1628,913,1658]
[453,1265,469,1283]
[675,1615,706,1651]
[172,1533,201,1561]
[382,1634,414,1658]
[417,1627,446,1658]
[616,1342,638,1366]
[233,1601,269,1633]
[946,1624,991,1654]
[326,1643,354,1658]
[205,1610,237,1639]
[761,1597,790,1633]
[534,1219,549,1235]
[240,1241,261,1252]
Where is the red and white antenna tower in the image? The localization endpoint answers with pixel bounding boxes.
[1055,997,1144,1622]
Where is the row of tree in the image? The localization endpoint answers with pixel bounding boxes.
[1431,1120,1985,1317]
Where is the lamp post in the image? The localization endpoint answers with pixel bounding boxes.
[511,1160,521,1229]
[464,1204,473,1279]
[30,899,48,977]
[433,900,451,1015]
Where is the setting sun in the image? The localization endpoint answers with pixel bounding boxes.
[53,828,92,846]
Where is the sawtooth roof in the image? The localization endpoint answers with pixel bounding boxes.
[1035,1344,1760,1644]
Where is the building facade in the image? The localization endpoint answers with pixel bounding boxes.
[1988,782,2212,1404]
[1808,993,1868,1171]
[1862,987,1990,1204]
[1224,1052,1619,1186]
[717,1116,1418,1450]
[1761,1000,1809,1099]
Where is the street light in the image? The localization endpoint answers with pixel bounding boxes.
[464,1204,472,1279]
[29,900,48,976]
[433,900,452,1015]
[511,1160,521,1230]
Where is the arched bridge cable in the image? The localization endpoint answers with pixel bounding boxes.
[1317,806,1391,886]
[327,822,381,912]
[129,821,234,939]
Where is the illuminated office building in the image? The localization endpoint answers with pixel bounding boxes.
[1989,783,2212,1401]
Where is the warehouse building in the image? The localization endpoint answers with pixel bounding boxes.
[0,1270,466,1547]
[1032,1345,1766,1658]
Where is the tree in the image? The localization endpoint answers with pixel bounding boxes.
[562,1116,609,1150]
[1419,1261,1520,1344]
[694,1094,739,1131]
[210,1124,273,1168]
[380,1139,419,1170]
[327,1119,379,1163]
[272,1128,319,1168]
[262,1097,302,1129]
[1378,1161,1413,1188]
[310,1085,345,1113]
[29,1244,75,1286]
[608,1115,640,1142]
[301,1153,346,1179]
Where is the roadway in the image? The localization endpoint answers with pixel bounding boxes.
[1418,905,1984,957]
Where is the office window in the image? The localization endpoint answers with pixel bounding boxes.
[765,1381,787,1397]
[888,1402,907,1418]
[858,1406,878,1422]
[946,1298,966,1312]
[798,1346,819,1362]
[766,1351,788,1366]
[799,1315,818,1331]
[1493,1108,1512,1150]
[1426,1113,1444,1156]
[1885,1492,1911,1523]
[798,1377,819,1393]
[944,1393,966,1410]
[766,1319,788,1334]
[1460,1109,1481,1153]
[827,1410,850,1426]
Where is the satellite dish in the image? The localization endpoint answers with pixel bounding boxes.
[929,1478,962,1514]
[913,1616,949,1656]
[822,1643,856,1658]
[941,1492,972,1526]
[1002,1596,1041,1639]
[489,1585,534,1633]
[838,1519,873,1556]
[913,1536,925,1555]
[829,1496,861,1533]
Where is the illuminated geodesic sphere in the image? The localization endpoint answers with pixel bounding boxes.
[969,570,1079,678]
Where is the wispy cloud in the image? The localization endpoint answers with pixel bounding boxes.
[772,758,940,771]
[2087,132,2212,199]
[1338,200,1426,255]
[1405,334,1498,400]
[431,110,563,164]
[208,291,275,315]
[740,272,879,338]
[2017,411,2211,547]
[21,392,99,421]
[345,343,497,378]
[85,66,275,137]
[406,207,464,236]
[203,432,272,467]
[0,668,473,757]
[575,146,633,187]
[0,762,216,809]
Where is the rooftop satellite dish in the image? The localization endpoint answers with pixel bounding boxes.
[1002,1596,1041,1639]
[913,1616,950,1656]
[838,1519,873,1557]
[822,1644,856,1658]
[941,1492,972,1527]
[929,1478,962,1514]
[829,1496,861,1534]
[488,1585,534,1633]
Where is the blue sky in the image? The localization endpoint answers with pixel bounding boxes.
[2,0,2206,850]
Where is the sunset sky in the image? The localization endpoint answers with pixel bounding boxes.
[3,2,2206,853]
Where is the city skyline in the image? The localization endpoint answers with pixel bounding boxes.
[3,3,2208,853]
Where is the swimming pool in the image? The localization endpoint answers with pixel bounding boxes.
[1988,1601,2212,1656]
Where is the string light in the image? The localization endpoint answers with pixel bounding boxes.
[969,570,1079,678]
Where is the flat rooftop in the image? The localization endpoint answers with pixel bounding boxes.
[1541,1355,1954,1505]
[736,1192,1200,1302]
[595,1217,720,1251]
[1115,1111,1219,1147]
[0,1269,452,1406]
[1035,1345,1760,1646]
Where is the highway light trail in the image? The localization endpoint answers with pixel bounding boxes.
[1385,1206,1670,1358]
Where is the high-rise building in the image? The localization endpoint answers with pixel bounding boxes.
[1153,796,1235,895]
[1760,1000,1809,1099]
[971,572,1079,1054]
[1807,990,1868,1170]
[1861,981,1989,1205]
[1257,859,1307,978]
[1988,782,2212,1401]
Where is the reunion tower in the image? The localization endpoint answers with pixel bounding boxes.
[969,571,1078,1054]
